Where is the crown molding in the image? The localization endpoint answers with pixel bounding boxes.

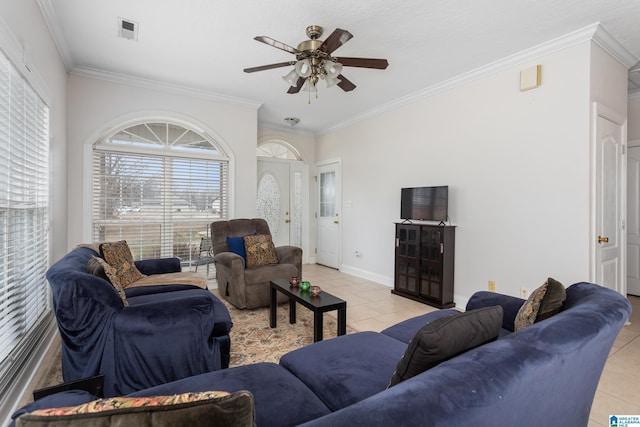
[37,0,73,71]
[39,0,260,109]
[319,22,634,136]
[70,66,263,110]
[592,23,637,68]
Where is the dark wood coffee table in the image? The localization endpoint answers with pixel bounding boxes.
[270,278,347,342]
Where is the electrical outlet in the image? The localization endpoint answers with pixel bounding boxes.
[488,280,496,292]
[521,288,529,299]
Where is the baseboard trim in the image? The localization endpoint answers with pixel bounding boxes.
[338,264,393,287]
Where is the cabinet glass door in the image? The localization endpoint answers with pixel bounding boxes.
[419,228,443,300]
[395,225,420,295]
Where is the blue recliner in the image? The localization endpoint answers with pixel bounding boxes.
[46,246,232,396]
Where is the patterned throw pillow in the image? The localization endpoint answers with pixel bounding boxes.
[243,234,279,268]
[99,240,146,288]
[90,256,128,306]
[19,390,255,427]
[514,277,566,331]
[30,391,231,416]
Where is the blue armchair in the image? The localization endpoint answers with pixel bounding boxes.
[46,246,232,396]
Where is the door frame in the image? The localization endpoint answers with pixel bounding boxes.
[315,158,342,268]
[627,138,640,296]
[590,102,627,295]
[257,158,310,263]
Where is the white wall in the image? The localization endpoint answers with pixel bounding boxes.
[66,74,259,248]
[0,0,68,261]
[590,44,629,116]
[629,96,640,141]
[316,42,599,304]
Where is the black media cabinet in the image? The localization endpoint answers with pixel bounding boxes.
[392,223,455,308]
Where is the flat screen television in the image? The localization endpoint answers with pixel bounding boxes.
[401,186,448,222]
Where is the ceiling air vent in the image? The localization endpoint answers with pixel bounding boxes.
[118,17,138,41]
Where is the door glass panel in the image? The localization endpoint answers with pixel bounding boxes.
[320,171,335,218]
[292,170,302,247]
[257,172,281,237]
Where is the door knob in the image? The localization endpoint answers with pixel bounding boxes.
[597,235,609,243]
[334,220,339,224]
[285,219,290,223]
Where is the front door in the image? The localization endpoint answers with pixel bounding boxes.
[627,142,640,296]
[316,161,341,268]
[257,160,305,248]
[593,104,626,295]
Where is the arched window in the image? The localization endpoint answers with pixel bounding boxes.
[257,140,300,160]
[91,122,228,263]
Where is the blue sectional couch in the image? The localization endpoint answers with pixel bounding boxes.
[13,282,631,426]
[45,246,233,397]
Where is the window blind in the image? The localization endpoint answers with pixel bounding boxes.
[92,137,228,265]
[0,49,50,381]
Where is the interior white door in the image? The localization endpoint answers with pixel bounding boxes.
[257,160,291,247]
[316,162,341,268]
[627,143,640,296]
[594,107,625,295]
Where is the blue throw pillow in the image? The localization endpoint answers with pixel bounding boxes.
[226,236,247,261]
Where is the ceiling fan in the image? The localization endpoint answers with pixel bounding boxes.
[243,25,389,95]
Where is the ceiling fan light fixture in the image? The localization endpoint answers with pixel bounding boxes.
[245,25,388,97]
[325,75,340,88]
[295,59,312,78]
[324,61,343,77]
[282,69,299,86]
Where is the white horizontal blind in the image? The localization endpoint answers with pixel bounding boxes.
[91,123,228,265]
[0,49,50,371]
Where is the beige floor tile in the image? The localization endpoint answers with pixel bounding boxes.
[590,390,640,425]
[348,317,391,333]
[346,304,384,322]
[596,368,640,406]
[611,326,640,351]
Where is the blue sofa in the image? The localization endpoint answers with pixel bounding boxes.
[13,282,630,427]
[46,246,233,397]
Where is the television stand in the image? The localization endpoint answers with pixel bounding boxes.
[392,223,455,309]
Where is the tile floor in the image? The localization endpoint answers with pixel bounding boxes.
[297,264,640,427]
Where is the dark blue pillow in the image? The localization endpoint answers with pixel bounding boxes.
[388,305,503,387]
[226,236,247,261]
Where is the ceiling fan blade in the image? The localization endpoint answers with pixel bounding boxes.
[336,74,356,92]
[254,36,300,54]
[287,77,307,94]
[335,57,389,69]
[244,61,295,73]
[320,28,353,54]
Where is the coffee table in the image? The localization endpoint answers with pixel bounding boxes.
[270,278,347,342]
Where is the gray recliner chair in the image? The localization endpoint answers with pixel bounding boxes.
[211,218,302,309]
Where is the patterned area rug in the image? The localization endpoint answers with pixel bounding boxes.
[35,299,355,393]
[226,300,356,366]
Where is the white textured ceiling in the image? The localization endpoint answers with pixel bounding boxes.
[39,0,640,133]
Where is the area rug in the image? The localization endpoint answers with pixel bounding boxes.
[34,300,356,394]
